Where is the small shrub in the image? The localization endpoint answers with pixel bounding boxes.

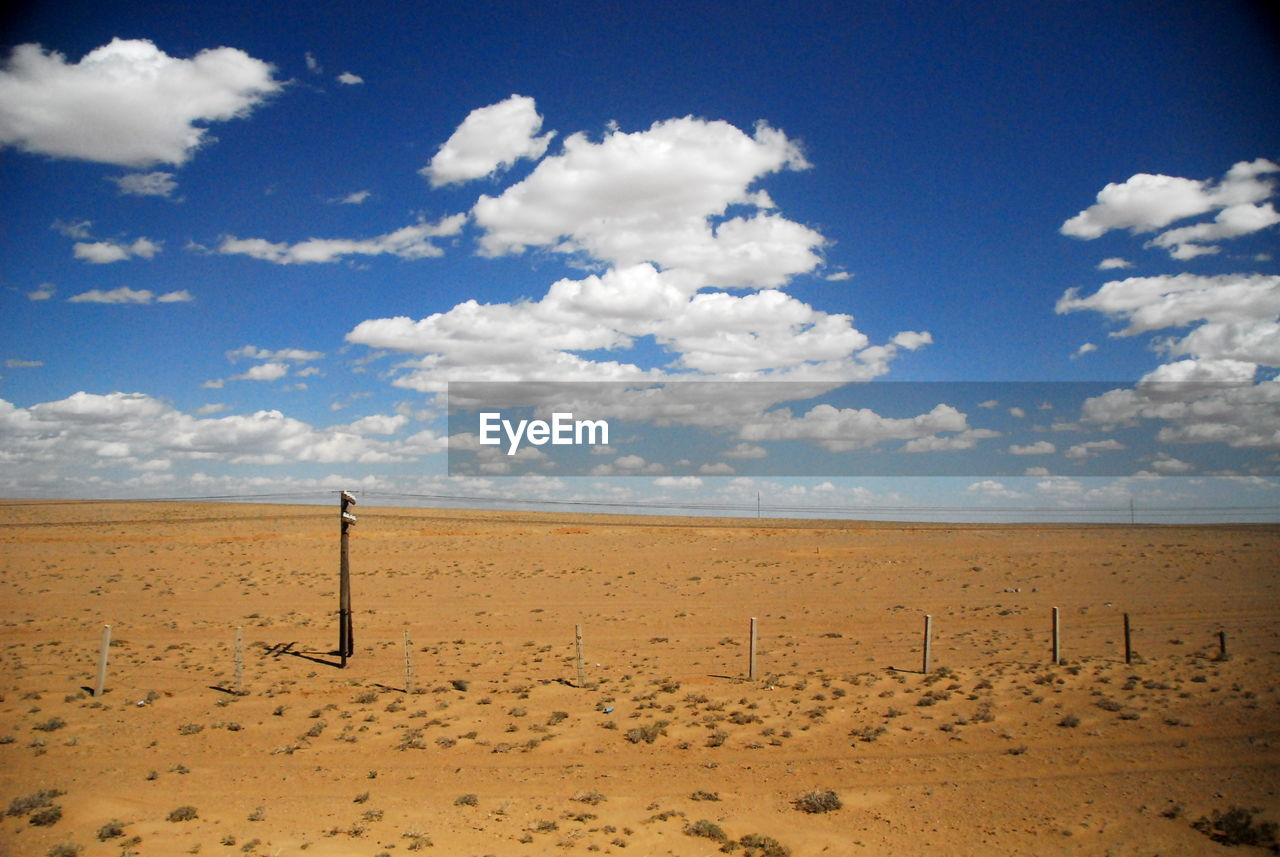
[1192,806,1279,849]
[625,721,668,744]
[454,793,478,807]
[450,679,469,692]
[29,805,62,826]
[46,845,81,857]
[684,819,728,841]
[6,788,63,817]
[573,790,607,805]
[793,789,841,814]
[167,805,198,822]
[97,819,125,840]
[177,723,203,736]
[1057,714,1081,728]
[690,790,720,801]
[739,833,791,857]
[33,717,66,732]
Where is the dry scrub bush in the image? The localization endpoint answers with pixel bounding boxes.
[793,789,842,814]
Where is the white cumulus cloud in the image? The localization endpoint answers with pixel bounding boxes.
[422,94,554,187]
[73,237,161,263]
[109,171,178,197]
[0,38,282,166]
[218,214,466,264]
[471,115,819,288]
[66,287,189,304]
[1061,159,1279,258]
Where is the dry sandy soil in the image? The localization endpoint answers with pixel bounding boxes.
[1,501,1277,857]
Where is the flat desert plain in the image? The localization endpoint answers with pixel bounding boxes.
[1,501,1278,857]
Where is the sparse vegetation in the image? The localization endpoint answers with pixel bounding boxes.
[793,789,841,814]
[625,721,668,744]
[7,788,64,817]
[684,819,728,841]
[166,805,198,822]
[1192,806,1279,849]
[29,804,63,826]
[97,819,126,839]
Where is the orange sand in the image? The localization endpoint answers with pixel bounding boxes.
[1,501,1277,856]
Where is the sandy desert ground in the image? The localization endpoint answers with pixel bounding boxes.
[0,500,1277,856]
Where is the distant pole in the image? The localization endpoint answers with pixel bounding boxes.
[339,491,358,667]
[757,492,761,519]
[922,614,933,674]
[575,625,586,687]
[1217,629,1228,660]
[1051,607,1061,665]
[94,624,111,697]
[234,626,244,695]
[748,617,758,680]
[403,630,414,694]
[1129,498,1135,525]
[1123,613,1132,665]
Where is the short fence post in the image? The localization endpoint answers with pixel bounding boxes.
[1217,629,1228,661]
[404,630,414,694]
[234,627,244,695]
[922,614,933,674]
[575,624,585,687]
[1051,607,1061,665]
[95,624,111,697]
[1123,613,1132,665]
[748,617,758,681]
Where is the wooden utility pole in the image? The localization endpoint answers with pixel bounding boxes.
[1123,613,1132,665]
[1051,606,1061,665]
[94,624,111,697]
[922,614,933,674]
[575,625,586,687]
[339,491,357,667]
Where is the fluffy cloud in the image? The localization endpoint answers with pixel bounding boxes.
[73,237,161,263]
[66,287,191,304]
[218,214,466,264]
[1064,439,1125,459]
[1009,441,1056,455]
[349,109,930,451]
[348,263,920,389]
[27,284,54,301]
[1056,273,1280,365]
[471,116,819,288]
[967,479,1028,500]
[0,392,438,477]
[338,190,371,205]
[1060,159,1279,258]
[422,94,553,186]
[0,38,282,166]
[336,72,363,85]
[110,171,177,197]
[1079,380,1280,449]
[232,362,289,382]
[653,476,703,489]
[226,345,324,363]
[738,402,968,453]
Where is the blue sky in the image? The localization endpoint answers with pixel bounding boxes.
[1,0,1278,520]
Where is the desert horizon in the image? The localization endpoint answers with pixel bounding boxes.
[1,499,1277,856]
